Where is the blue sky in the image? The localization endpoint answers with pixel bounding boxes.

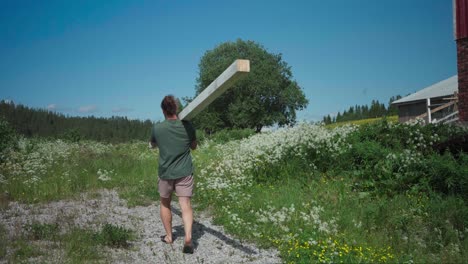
[0,0,457,122]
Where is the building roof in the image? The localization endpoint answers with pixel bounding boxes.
[392,75,458,105]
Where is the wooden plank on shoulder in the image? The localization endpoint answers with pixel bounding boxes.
[178,59,250,121]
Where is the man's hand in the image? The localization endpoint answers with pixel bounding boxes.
[190,140,197,150]
[149,141,157,149]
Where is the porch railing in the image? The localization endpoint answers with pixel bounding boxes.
[413,92,459,124]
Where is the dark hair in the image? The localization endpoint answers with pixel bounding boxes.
[161,95,178,116]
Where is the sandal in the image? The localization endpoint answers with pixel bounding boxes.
[160,235,172,244]
[182,244,194,254]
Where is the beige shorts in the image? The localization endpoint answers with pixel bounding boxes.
[158,175,194,198]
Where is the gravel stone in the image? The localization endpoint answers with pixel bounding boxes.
[0,189,280,263]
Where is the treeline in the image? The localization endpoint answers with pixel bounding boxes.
[0,101,153,142]
[323,95,402,124]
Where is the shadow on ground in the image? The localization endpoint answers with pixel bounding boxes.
[171,208,257,255]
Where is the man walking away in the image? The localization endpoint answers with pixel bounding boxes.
[150,95,197,254]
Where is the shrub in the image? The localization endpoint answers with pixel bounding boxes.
[422,152,468,198]
[12,239,42,262]
[350,119,404,149]
[95,224,134,248]
[348,140,391,169]
[339,121,468,196]
[350,119,466,153]
[433,133,468,158]
[196,129,208,143]
[26,222,59,240]
[0,224,6,259]
[65,228,102,262]
[0,118,17,154]
[61,129,81,143]
[209,128,255,144]
[195,128,255,145]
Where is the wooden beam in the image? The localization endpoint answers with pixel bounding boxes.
[429,100,457,114]
[414,100,458,120]
[178,59,250,121]
[434,111,459,124]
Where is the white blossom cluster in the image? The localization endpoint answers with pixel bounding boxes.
[82,141,112,155]
[249,201,338,239]
[222,205,246,227]
[123,142,154,160]
[406,126,440,151]
[256,204,296,232]
[195,123,353,240]
[385,149,422,171]
[1,139,78,187]
[0,173,7,184]
[1,139,112,187]
[97,168,115,182]
[198,123,356,192]
[299,203,338,235]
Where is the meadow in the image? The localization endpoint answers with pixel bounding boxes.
[325,115,398,129]
[0,119,467,263]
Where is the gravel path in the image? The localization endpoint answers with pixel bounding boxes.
[0,190,280,263]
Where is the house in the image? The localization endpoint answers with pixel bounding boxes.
[392,75,459,124]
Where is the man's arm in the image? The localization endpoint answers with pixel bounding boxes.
[149,127,158,149]
[149,141,158,149]
[182,120,197,150]
[190,140,197,150]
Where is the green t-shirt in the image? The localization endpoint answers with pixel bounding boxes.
[150,119,196,180]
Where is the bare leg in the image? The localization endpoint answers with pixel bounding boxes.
[160,197,173,243]
[178,196,193,245]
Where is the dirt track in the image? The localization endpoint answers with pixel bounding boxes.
[0,189,280,263]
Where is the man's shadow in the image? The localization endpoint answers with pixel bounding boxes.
[171,208,257,255]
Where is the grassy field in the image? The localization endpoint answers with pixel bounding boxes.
[325,115,398,129]
[1,119,467,263]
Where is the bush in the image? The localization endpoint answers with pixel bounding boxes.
[95,224,133,248]
[433,133,468,157]
[26,222,59,240]
[196,129,208,143]
[12,239,42,262]
[338,121,468,197]
[348,140,391,169]
[0,118,17,154]
[209,128,255,144]
[422,152,468,198]
[351,119,466,152]
[61,129,81,143]
[0,225,6,259]
[350,119,405,150]
[195,128,255,145]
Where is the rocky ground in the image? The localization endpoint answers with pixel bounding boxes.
[0,189,280,263]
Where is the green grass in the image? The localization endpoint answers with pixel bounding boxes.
[1,223,134,263]
[201,168,400,262]
[2,141,159,205]
[326,115,398,128]
[0,224,7,259]
[26,222,59,240]
[1,122,467,263]
[1,140,144,262]
[64,228,103,263]
[197,161,466,263]
[192,121,467,263]
[64,224,134,263]
[7,237,44,263]
[95,224,134,248]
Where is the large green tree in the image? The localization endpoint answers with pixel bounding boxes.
[191,39,308,133]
